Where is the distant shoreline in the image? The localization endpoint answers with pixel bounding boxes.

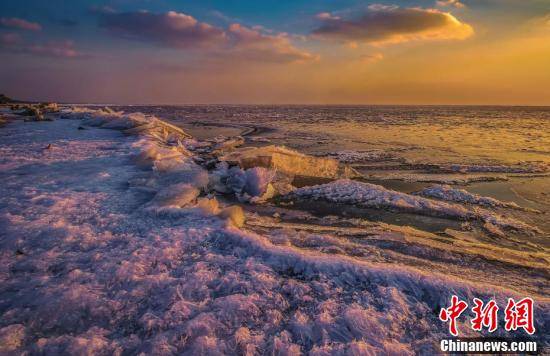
[2,95,549,109]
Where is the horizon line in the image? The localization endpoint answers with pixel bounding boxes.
[5,96,550,108]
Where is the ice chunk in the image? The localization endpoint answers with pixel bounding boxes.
[101,112,148,129]
[219,206,246,227]
[123,122,157,135]
[210,163,292,202]
[148,183,200,208]
[60,107,123,126]
[196,197,221,215]
[244,167,276,197]
[132,140,188,168]
[131,139,209,191]
[221,145,358,179]
[208,162,234,194]
[60,106,191,141]
[225,166,248,195]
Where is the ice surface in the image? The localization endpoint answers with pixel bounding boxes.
[0,108,548,354]
[325,150,395,163]
[364,172,511,184]
[442,163,549,174]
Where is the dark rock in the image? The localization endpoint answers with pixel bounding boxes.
[0,94,16,104]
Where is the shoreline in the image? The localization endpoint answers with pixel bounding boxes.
[0,106,548,353]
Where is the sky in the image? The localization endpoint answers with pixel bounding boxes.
[0,0,549,105]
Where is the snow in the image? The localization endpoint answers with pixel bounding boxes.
[0,108,548,354]
[417,184,538,212]
[285,179,541,235]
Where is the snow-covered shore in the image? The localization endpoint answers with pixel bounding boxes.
[0,108,548,354]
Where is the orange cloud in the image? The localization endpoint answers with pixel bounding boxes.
[313,6,473,46]
[228,24,317,63]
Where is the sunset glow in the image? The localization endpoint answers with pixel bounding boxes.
[0,1,549,104]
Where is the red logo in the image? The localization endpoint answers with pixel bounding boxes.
[440,296,535,336]
[504,297,536,335]
[471,298,499,332]
[439,295,468,336]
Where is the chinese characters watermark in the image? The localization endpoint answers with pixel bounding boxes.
[439,296,535,336]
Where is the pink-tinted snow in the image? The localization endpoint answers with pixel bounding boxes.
[0,113,548,354]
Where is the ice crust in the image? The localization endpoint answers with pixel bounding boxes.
[0,107,548,354]
[417,184,538,212]
[443,163,549,174]
[286,179,540,234]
